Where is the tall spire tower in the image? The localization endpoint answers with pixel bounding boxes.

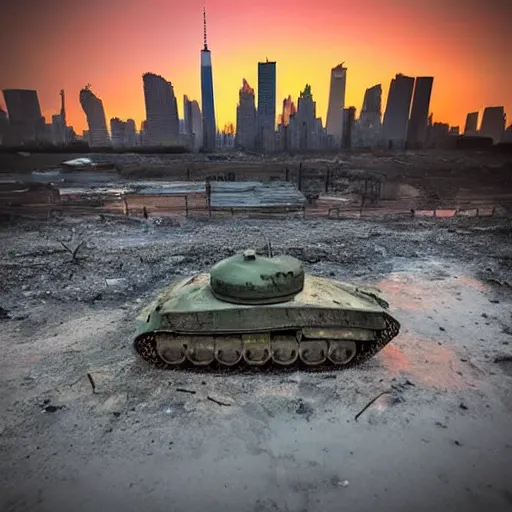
[200,6,217,151]
[203,7,208,50]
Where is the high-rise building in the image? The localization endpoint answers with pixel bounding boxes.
[235,79,257,151]
[325,63,347,143]
[464,112,479,136]
[110,118,126,148]
[280,96,296,127]
[184,95,193,137]
[142,72,179,146]
[183,95,203,151]
[0,107,8,145]
[79,85,111,148]
[480,106,506,144]
[288,84,324,152]
[342,107,356,149]
[356,84,382,147]
[257,59,277,151]
[406,77,434,148]
[2,89,46,145]
[124,119,138,147]
[201,8,217,151]
[382,73,415,149]
[50,89,67,146]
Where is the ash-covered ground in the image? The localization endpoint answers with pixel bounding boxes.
[1,214,512,512]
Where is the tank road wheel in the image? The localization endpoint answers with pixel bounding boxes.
[215,337,243,366]
[242,334,271,366]
[185,337,215,366]
[271,336,299,366]
[155,333,187,366]
[299,340,329,366]
[327,340,357,365]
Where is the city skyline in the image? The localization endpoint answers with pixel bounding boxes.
[1,0,510,135]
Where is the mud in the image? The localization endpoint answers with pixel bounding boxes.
[1,214,512,512]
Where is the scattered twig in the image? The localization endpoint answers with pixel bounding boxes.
[60,240,85,262]
[87,372,96,393]
[354,390,391,422]
[207,396,231,407]
[176,388,196,394]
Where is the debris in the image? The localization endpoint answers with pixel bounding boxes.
[435,421,448,428]
[176,388,196,394]
[105,278,128,287]
[459,403,468,410]
[60,240,85,263]
[42,404,64,413]
[207,396,232,407]
[87,372,96,393]
[295,399,314,418]
[354,391,391,422]
[489,299,500,304]
[439,326,446,332]
[453,440,462,446]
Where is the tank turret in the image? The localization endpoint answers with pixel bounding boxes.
[210,249,305,304]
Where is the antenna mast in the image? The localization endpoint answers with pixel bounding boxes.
[203,7,208,50]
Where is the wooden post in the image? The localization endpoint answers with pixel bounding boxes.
[325,167,330,193]
[285,168,289,182]
[187,168,190,181]
[184,196,189,217]
[123,197,128,216]
[298,162,303,191]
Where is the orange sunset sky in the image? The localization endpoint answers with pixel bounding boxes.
[1,0,510,135]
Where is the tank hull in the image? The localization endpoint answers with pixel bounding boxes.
[134,273,401,369]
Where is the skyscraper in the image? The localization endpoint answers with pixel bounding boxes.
[382,73,415,149]
[124,119,138,147]
[79,85,111,148]
[480,106,506,143]
[325,63,347,143]
[0,107,8,145]
[280,96,296,127]
[406,77,434,148]
[236,79,257,151]
[357,84,382,147]
[51,89,67,146]
[464,112,479,136]
[289,84,323,151]
[142,72,179,146]
[257,59,277,151]
[2,89,45,145]
[183,95,203,151]
[342,107,356,149]
[201,8,217,151]
[110,118,126,148]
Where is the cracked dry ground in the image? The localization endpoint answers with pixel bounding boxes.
[1,214,512,512]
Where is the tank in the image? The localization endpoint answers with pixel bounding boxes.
[134,249,400,369]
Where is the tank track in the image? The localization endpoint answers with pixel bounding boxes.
[134,314,400,371]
